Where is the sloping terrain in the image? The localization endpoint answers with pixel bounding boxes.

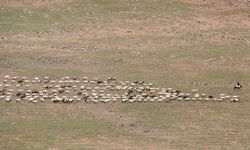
[0,0,250,149]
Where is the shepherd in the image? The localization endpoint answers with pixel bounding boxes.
[234,82,242,90]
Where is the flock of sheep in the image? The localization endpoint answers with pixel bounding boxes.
[0,75,240,104]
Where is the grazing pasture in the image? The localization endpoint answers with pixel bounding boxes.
[0,0,250,149]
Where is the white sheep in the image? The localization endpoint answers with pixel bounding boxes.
[177,97,183,101]
[5,96,11,102]
[194,94,200,98]
[10,80,16,83]
[191,89,198,93]
[44,76,50,80]
[4,75,10,79]
[24,80,30,83]
[4,84,10,88]
[22,77,28,80]
[25,84,30,88]
[16,98,21,102]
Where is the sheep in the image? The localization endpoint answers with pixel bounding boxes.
[192,98,197,101]
[213,98,218,101]
[194,94,200,98]
[191,89,198,93]
[32,90,39,94]
[12,76,18,80]
[10,80,16,83]
[225,95,231,100]
[0,88,6,94]
[80,85,86,90]
[4,75,10,79]
[148,83,154,87]
[204,98,210,101]
[72,85,78,91]
[53,96,63,103]
[6,92,12,96]
[178,93,185,97]
[158,88,167,95]
[115,86,122,91]
[91,99,98,103]
[16,98,21,102]
[20,94,26,100]
[107,77,116,83]
[89,80,95,84]
[219,94,226,97]
[52,90,58,94]
[44,76,50,80]
[4,84,10,88]
[128,99,135,103]
[231,96,240,102]
[17,79,24,84]
[86,87,91,91]
[83,80,88,84]
[32,99,39,103]
[58,80,64,84]
[75,80,80,84]
[72,77,78,80]
[201,94,206,97]
[26,90,32,93]
[25,84,30,88]
[130,82,136,86]
[82,77,88,80]
[158,97,164,102]
[0,75,242,104]
[121,98,128,103]
[208,95,213,99]
[0,95,5,100]
[218,98,223,102]
[50,80,56,84]
[141,97,148,102]
[177,97,183,101]
[155,88,160,91]
[43,80,50,84]
[82,95,89,102]
[149,98,155,102]
[122,81,129,85]
[40,98,45,102]
[16,84,21,87]
[166,88,173,92]
[28,97,34,102]
[120,82,126,86]
[22,77,28,80]
[5,96,11,102]
[24,80,30,83]
[198,98,203,101]
[233,98,240,102]
[16,91,22,97]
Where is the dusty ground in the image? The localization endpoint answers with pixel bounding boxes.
[0,0,250,149]
[0,0,73,7]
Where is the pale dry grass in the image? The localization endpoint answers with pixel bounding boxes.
[0,0,250,149]
[0,0,73,7]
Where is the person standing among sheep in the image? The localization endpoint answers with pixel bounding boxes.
[234,82,242,90]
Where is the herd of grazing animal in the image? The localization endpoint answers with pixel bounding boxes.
[0,75,240,104]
